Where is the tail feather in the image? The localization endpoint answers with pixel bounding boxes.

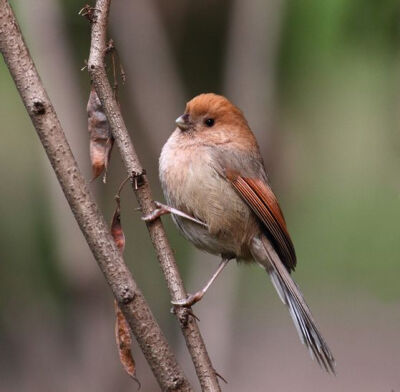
[251,236,335,373]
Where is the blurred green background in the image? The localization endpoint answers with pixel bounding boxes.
[1,0,399,391]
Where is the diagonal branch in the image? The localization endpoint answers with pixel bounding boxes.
[87,1,221,391]
[0,1,192,390]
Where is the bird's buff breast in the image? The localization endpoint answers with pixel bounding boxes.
[159,133,255,259]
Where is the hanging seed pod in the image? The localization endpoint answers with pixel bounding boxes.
[111,199,125,253]
[110,193,139,387]
[87,87,113,182]
[114,301,140,388]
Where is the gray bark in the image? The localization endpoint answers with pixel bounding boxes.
[0,1,192,390]
[87,1,221,391]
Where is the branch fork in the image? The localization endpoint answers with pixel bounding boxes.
[87,0,221,390]
[0,1,193,390]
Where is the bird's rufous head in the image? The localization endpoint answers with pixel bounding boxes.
[176,93,248,134]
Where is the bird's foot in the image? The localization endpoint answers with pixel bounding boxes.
[171,291,205,307]
[142,201,207,227]
[142,201,169,222]
[172,258,231,308]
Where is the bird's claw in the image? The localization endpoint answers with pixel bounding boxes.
[171,292,204,307]
[142,202,166,223]
[142,201,208,227]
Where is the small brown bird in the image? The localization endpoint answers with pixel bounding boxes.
[146,93,335,372]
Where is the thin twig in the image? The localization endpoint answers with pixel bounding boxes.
[0,1,192,390]
[87,1,221,391]
[115,175,131,202]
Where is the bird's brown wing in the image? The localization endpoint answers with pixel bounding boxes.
[226,169,297,271]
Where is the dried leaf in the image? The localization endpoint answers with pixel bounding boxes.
[87,87,113,182]
[115,301,140,388]
[110,196,139,387]
[110,200,125,254]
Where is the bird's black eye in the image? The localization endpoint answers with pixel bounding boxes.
[204,118,214,127]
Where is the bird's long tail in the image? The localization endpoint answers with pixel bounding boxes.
[250,235,335,373]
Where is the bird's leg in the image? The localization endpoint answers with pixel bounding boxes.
[142,201,207,228]
[172,258,231,307]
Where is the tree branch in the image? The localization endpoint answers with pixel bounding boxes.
[0,1,192,390]
[87,1,221,391]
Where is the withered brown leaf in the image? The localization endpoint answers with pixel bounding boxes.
[114,301,140,388]
[87,87,113,182]
[110,194,140,387]
[110,199,125,254]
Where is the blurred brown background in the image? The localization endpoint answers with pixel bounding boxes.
[1,0,400,390]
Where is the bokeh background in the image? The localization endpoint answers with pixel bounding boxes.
[1,0,400,391]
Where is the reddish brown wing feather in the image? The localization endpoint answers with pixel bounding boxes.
[226,171,297,271]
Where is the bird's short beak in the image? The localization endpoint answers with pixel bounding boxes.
[175,114,190,131]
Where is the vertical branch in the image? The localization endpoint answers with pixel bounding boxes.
[87,1,221,391]
[0,1,192,390]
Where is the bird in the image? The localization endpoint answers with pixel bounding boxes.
[144,93,335,373]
